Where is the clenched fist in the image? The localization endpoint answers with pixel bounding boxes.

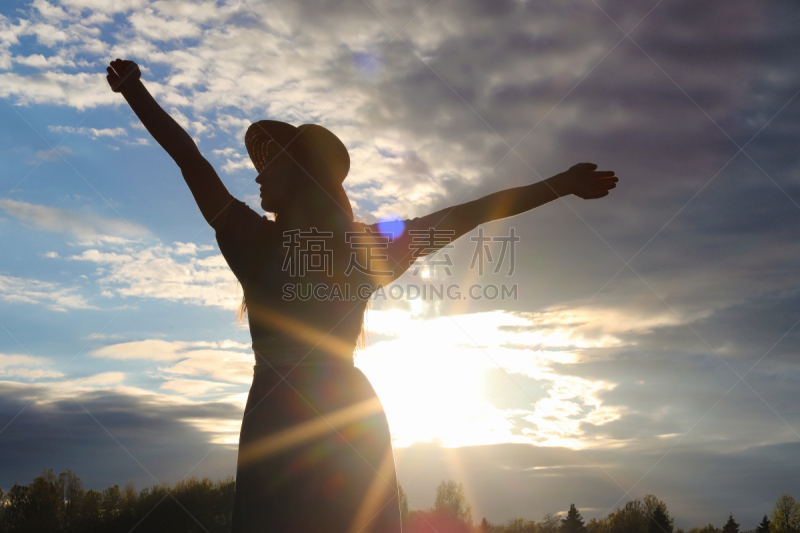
[106,58,141,93]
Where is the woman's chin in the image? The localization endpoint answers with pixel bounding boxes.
[261,198,281,214]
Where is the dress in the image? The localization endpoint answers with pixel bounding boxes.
[216,200,403,533]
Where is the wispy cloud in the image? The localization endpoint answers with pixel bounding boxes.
[0,273,94,311]
[33,145,72,161]
[0,352,64,380]
[1,199,147,244]
[91,338,253,384]
[48,125,128,138]
[69,242,240,309]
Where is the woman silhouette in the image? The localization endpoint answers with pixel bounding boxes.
[107,58,617,533]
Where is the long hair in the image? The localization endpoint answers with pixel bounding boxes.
[235,155,370,349]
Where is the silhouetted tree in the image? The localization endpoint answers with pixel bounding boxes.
[78,489,102,531]
[562,504,588,533]
[399,484,410,525]
[58,469,85,533]
[434,480,472,526]
[13,469,63,533]
[403,479,473,533]
[504,517,537,532]
[541,513,562,533]
[3,483,29,532]
[756,515,771,533]
[5,467,795,533]
[589,517,611,533]
[647,495,674,533]
[722,514,740,533]
[686,524,720,533]
[609,500,649,533]
[771,494,800,533]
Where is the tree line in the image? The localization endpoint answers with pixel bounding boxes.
[408,483,800,533]
[1,469,799,533]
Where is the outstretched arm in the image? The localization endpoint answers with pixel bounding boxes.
[106,59,233,229]
[378,163,618,280]
[410,162,617,235]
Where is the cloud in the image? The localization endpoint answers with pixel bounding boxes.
[394,441,800,529]
[0,71,110,110]
[160,378,235,396]
[0,382,240,493]
[91,337,253,385]
[33,145,73,161]
[0,353,64,380]
[0,199,147,244]
[91,339,213,362]
[355,309,623,448]
[0,273,94,311]
[15,53,74,68]
[48,125,128,138]
[68,242,241,309]
[32,0,68,21]
[158,349,253,385]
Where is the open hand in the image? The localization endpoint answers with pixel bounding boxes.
[555,162,618,199]
[106,58,141,93]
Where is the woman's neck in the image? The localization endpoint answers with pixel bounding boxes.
[275,200,350,230]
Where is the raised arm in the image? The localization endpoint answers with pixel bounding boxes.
[376,163,618,281]
[422,162,617,234]
[106,59,233,229]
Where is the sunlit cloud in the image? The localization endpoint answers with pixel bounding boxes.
[0,273,94,311]
[91,339,215,362]
[0,353,64,380]
[69,242,240,309]
[356,308,627,448]
[48,125,128,138]
[160,378,235,396]
[1,199,147,244]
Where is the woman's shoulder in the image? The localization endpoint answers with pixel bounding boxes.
[215,198,277,237]
[214,199,280,283]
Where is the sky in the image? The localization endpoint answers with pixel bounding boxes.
[1,0,799,528]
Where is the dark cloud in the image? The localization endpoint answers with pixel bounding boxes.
[396,441,800,529]
[0,383,238,492]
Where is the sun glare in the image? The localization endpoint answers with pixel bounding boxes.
[355,306,624,449]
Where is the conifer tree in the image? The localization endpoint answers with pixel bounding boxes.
[561,504,588,533]
[756,515,771,533]
[722,514,739,533]
[650,504,674,533]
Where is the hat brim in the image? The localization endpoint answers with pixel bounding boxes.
[245,120,353,219]
[245,121,350,183]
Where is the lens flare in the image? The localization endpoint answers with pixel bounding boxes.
[377,217,405,240]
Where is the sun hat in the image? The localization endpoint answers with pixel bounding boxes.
[245,120,352,218]
[245,121,350,179]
